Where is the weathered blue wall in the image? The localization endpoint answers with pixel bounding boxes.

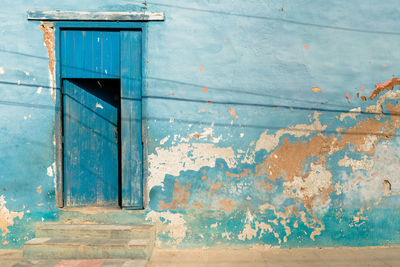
[1,0,400,249]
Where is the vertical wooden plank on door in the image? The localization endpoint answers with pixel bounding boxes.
[120,30,143,209]
[61,30,120,79]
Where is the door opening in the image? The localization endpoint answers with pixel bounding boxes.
[63,78,121,207]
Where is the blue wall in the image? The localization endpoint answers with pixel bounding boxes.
[1,0,400,248]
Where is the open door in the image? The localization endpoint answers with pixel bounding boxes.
[63,79,120,206]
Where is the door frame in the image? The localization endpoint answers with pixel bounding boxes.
[53,21,146,208]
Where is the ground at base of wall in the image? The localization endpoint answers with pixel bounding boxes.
[2,246,400,267]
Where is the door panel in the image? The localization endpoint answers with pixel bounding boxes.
[61,30,120,79]
[63,79,119,206]
[120,31,143,209]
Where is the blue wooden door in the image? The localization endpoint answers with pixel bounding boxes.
[63,79,119,206]
[61,29,143,208]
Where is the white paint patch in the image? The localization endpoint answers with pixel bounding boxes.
[0,195,24,237]
[95,103,103,109]
[0,67,4,75]
[360,135,378,152]
[341,141,400,205]
[147,143,237,194]
[181,127,221,143]
[339,107,361,121]
[146,211,187,244]
[46,164,54,177]
[338,154,373,172]
[36,86,43,94]
[160,135,170,145]
[238,220,274,241]
[365,90,400,119]
[284,162,332,211]
[255,112,327,152]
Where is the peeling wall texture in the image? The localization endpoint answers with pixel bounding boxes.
[2,0,400,249]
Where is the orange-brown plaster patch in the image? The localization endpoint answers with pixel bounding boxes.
[370,78,400,100]
[39,23,55,101]
[209,182,224,197]
[218,199,236,212]
[159,179,191,210]
[256,135,332,182]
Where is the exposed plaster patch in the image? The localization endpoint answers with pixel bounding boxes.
[217,199,236,212]
[284,162,333,212]
[369,78,400,100]
[159,179,191,210]
[147,143,237,194]
[160,135,170,145]
[146,211,187,244]
[238,220,274,241]
[221,232,231,240]
[255,112,327,153]
[338,154,373,172]
[181,128,221,143]
[0,195,23,237]
[365,90,400,119]
[39,22,55,101]
[36,185,42,194]
[0,67,4,75]
[339,107,361,121]
[341,141,400,205]
[95,103,103,109]
[36,87,43,94]
[47,163,54,177]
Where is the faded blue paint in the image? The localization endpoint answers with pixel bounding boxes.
[1,0,400,249]
[120,30,143,209]
[61,30,120,79]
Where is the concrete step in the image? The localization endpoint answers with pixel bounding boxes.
[36,223,155,240]
[23,237,152,260]
[14,259,147,267]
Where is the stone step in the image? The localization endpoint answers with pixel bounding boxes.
[14,259,147,267]
[23,237,152,260]
[36,223,155,239]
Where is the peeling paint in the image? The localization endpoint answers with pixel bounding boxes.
[0,195,23,237]
[147,143,237,194]
[181,128,221,143]
[338,154,373,172]
[255,112,327,153]
[146,211,187,244]
[339,107,361,121]
[39,22,55,101]
[370,78,400,100]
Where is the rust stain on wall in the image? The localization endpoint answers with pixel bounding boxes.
[39,22,55,101]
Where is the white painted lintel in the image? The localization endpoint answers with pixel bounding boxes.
[27,10,164,21]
